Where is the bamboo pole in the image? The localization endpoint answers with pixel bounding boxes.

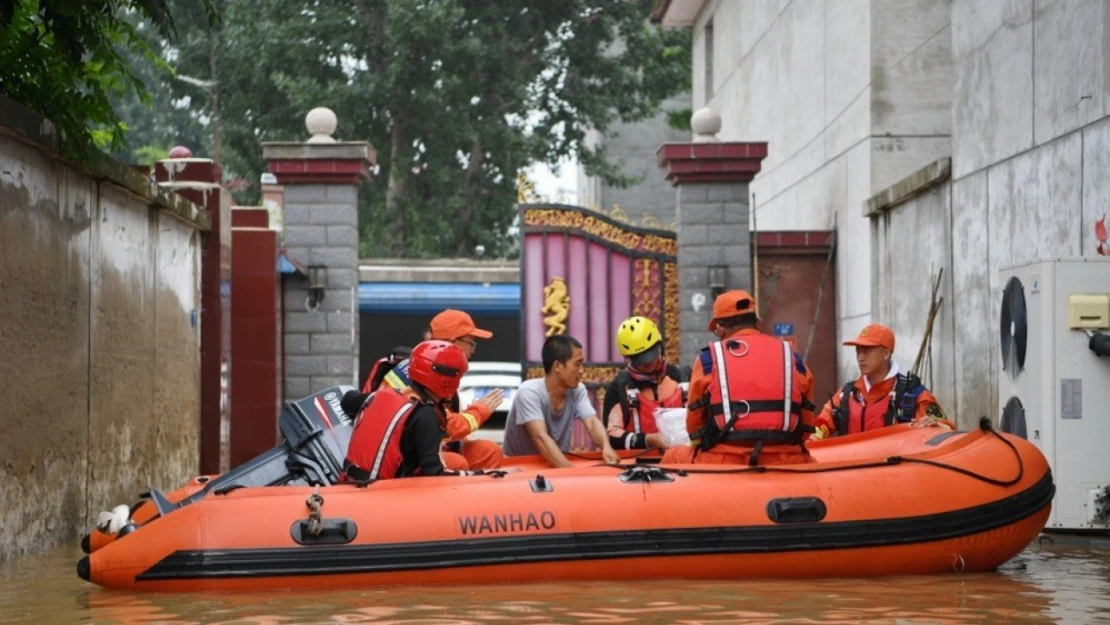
[804,214,838,362]
[751,192,759,307]
[912,269,944,375]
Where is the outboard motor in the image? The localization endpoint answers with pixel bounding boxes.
[281,386,357,486]
[169,386,360,507]
[81,386,367,546]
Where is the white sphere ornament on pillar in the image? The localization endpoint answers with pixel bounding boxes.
[305,107,338,143]
[691,107,721,143]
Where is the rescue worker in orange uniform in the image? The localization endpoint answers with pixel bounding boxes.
[343,341,482,481]
[811,324,952,439]
[361,309,504,471]
[661,290,816,466]
[605,316,687,450]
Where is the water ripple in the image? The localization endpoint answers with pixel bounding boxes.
[1,544,1108,625]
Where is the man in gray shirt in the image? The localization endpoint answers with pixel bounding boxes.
[503,335,620,467]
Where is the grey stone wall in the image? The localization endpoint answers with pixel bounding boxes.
[676,182,751,358]
[577,93,692,228]
[281,183,360,398]
[0,96,206,559]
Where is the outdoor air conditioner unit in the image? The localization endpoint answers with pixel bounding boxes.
[997,257,1110,533]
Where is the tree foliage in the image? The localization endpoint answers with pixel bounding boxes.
[0,0,214,158]
[110,0,691,258]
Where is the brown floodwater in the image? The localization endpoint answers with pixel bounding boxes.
[1,541,1109,624]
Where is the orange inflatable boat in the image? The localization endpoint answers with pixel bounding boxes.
[78,386,610,556]
[78,389,1053,591]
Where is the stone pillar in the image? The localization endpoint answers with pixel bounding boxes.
[155,147,232,475]
[657,108,768,359]
[229,207,282,468]
[262,108,375,399]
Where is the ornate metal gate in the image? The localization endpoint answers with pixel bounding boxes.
[519,203,679,444]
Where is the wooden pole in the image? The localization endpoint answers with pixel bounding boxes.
[804,214,838,362]
[912,269,944,375]
[751,192,759,307]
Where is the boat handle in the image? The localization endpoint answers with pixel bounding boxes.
[530,474,554,493]
[618,466,675,483]
[290,518,358,545]
[766,497,827,523]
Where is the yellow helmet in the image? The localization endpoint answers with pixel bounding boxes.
[616,316,662,357]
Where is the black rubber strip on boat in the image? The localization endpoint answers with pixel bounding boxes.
[135,470,1055,581]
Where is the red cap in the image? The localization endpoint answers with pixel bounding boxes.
[429,309,493,341]
[709,290,759,331]
[843,324,896,351]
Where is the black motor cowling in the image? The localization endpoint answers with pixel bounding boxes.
[173,386,359,507]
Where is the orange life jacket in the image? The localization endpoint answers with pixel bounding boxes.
[699,334,807,447]
[620,381,687,434]
[342,386,420,483]
[835,373,925,436]
[360,347,412,394]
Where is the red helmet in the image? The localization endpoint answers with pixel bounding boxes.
[408,340,468,399]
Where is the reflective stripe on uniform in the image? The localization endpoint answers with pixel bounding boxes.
[383,370,406,391]
[711,341,733,425]
[460,410,479,433]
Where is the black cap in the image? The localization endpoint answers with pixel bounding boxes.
[340,390,370,417]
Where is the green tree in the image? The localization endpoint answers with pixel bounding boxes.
[0,0,215,159]
[113,0,690,258]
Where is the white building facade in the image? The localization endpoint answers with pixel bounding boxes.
[654,0,1109,426]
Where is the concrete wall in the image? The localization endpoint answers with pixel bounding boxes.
[0,97,207,559]
[947,0,1108,424]
[869,164,958,424]
[870,0,953,191]
[690,0,952,384]
[872,131,1099,430]
[577,93,692,228]
[665,0,1106,423]
[949,0,1108,179]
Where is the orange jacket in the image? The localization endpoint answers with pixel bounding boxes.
[444,401,492,441]
[686,328,815,442]
[813,374,950,437]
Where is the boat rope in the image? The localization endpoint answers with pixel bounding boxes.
[892,419,1023,487]
[606,417,1025,488]
[304,492,325,536]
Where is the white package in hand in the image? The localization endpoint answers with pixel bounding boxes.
[655,407,690,448]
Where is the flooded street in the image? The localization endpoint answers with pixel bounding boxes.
[1,542,1108,624]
